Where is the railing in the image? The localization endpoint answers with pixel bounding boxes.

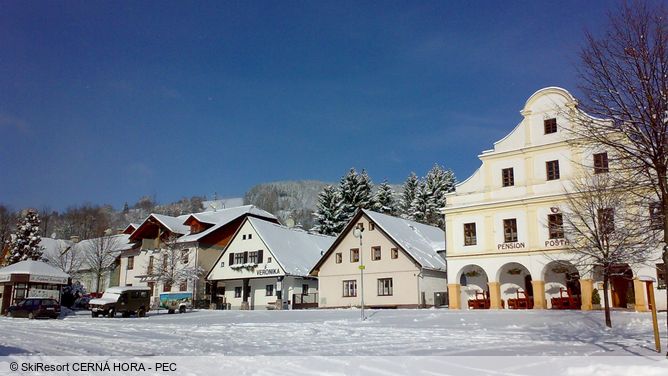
[292,293,318,309]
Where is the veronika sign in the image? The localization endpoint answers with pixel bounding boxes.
[256,269,280,276]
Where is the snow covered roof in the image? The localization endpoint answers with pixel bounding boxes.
[249,217,335,277]
[39,238,73,263]
[362,210,445,270]
[0,260,70,279]
[73,234,134,254]
[177,205,277,243]
[150,214,191,234]
[202,198,245,212]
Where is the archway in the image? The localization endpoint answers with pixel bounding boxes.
[457,265,489,309]
[543,261,581,309]
[609,265,634,308]
[497,262,533,309]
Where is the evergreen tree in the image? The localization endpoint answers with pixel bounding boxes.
[312,185,345,236]
[357,169,375,211]
[7,209,43,264]
[424,164,455,227]
[409,180,434,223]
[374,180,397,216]
[400,172,419,219]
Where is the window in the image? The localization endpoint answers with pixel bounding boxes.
[234,286,242,298]
[597,208,615,234]
[546,160,560,180]
[163,255,168,269]
[248,234,252,239]
[650,202,664,230]
[502,168,514,187]
[127,256,134,270]
[181,249,189,264]
[593,152,609,174]
[464,223,477,246]
[391,248,398,259]
[179,281,187,292]
[302,284,309,295]
[234,253,245,264]
[657,263,666,289]
[265,284,274,296]
[343,280,357,297]
[267,257,272,263]
[369,222,375,231]
[248,251,258,264]
[544,118,557,134]
[148,256,154,274]
[548,214,564,239]
[372,246,381,261]
[378,278,393,296]
[350,248,360,263]
[503,219,518,243]
[335,252,342,264]
[243,235,247,240]
[163,282,171,292]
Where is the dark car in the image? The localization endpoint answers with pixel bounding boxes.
[7,298,61,319]
[73,296,91,310]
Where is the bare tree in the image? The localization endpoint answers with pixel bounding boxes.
[570,0,668,340]
[0,205,15,265]
[562,170,659,327]
[82,235,121,293]
[46,242,83,279]
[144,235,203,293]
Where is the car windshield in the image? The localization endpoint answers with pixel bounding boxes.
[100,292,121,301]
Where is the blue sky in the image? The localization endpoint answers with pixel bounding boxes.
[0,1,622,210]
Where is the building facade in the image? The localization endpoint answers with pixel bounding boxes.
[312,210,447,309]
[444,87,666,311]
[207,217,333,310]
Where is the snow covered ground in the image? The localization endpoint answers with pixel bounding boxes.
[1,309,667,375]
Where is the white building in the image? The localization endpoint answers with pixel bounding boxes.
[207,217,334,310]
[444,87,666,311]
[311,210,447,309]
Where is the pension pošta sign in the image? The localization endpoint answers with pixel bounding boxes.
[496,239,570,251]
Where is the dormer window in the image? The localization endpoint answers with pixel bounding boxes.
[544,118,557,134]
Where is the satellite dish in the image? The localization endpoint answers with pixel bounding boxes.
[286,217,295,228]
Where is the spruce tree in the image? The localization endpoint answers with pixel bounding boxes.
[312,185,345,236]
[357,169,375,211]
[400,172,419,219]
[409,180,434,223]
[374,180,397,216]
[7,209,43,264]
[425,164,451,227]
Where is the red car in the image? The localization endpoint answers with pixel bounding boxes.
[6,298,61,319]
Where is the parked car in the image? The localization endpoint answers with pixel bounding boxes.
[159,291,193,314]
[6,298,61,319]
[89,286,151,318]
[73,295,91,310]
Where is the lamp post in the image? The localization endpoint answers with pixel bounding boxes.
[353,223,365,321]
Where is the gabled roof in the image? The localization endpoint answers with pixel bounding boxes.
[0,260,70,279]
[177,205,277,244]
[363,210,445,270]
[129,213,191,241]
[39,238,73,263]
[122,223,139,235]
[311,209,446,274]
[249,217,334,277]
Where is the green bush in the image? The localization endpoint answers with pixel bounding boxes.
[592,289,601,305]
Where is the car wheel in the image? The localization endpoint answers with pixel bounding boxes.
[107,309,115,318]
[138,308,146,318]
[179,306,186,314]
[7,311,13,318]
[28,312,35,320]
[168,309,175,314]
[92,312,99,318]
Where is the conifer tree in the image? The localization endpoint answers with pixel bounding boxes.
[424,164,455,227]
[312,185,345,236]
[400,172,419,219]
[409,180,434,223]
[357,169,375,211]
[374,180,397,216]
[7,209,43,264]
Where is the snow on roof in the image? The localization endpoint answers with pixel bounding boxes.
[177,205,277,243]
[0,260,70,279]
[249,217,335,277]
[39,238,73,263]
[73,234,134,254]
[363,210,446,270]
[150,214,191,234]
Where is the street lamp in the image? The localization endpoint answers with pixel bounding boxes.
[353,223,365,321]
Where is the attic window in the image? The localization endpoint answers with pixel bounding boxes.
[544,118,557,134]
[243,235,247,240]
[248,234,252,239]
[369,222,375,231]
